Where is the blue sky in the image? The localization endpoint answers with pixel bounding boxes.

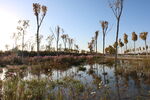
[0,0,150,52]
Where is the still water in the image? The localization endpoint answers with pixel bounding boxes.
[0,60,150,100]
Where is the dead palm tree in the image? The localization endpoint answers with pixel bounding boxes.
[139,47,141,52]
[50,26,64,52]
[140,32,148,55]
[88,38,95,53]
[95,31,99,53]
[61,34,68,50]
[88,42,93,53]
[5,44,9,51]
[46,35,54,51]
[56,26,61,52]
[12,32,21,51]
[123,33,128,52]
[132,32,138,54]
[100,21,108,56]
[33,3,47,56]
[109,0,124,62]
[91,37,96,52]
[68,38,74,51]
[17,20,29,61]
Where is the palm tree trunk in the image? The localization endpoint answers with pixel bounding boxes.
[36,14,40,56]
[121,47,122,54]
[56,34,59,52]
[56,40,58,52]
[103,34,105,57]
[145,40,148,55]
[37,27,40,56]
[22,30,24,62]
[126,44,127,51]
[134,41,135,54]
[96,39,97,53]
[62,40,66,51]
[15,40,17,49]
[65,40,66,50]
[115,18,120,63]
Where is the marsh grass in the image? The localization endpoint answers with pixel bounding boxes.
[1,57,150,100]
[1,76,91,100]
[1,72,114,100]
[0,80,2,98]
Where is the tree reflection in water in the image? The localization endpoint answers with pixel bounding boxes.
[1,60,150,99]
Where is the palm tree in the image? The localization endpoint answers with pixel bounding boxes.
[123,33,128,52]
[68,38,74,51]
[56,26,61,52]
[105,45,116,54]
[5,44,9,51]
[88,37,95,53]
[88,42,93,53]
[59,44,62,51]
[46,35,54,51]
[33,3,47,56]
[17,20,29,61]
[118,39,124,54]
[100,21,108,56]
[140,32,148,55]
[95,31,99,53]
[113,42,118,49]
[50,26,64,52]
[139,47,141,53]
[132,32,138,54]
[27,36,36,51]
[91,37,96,52]
[109,0,124,62]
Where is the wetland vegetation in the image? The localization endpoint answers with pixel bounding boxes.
[1,58,150,100]
[0,0,150,99]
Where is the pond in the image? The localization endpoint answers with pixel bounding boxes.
[0,60,150,100]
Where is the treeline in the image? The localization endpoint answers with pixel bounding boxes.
[105,32,149,55]
[3,0,149,61]
[0,50,101,57]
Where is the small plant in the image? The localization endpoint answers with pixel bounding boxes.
[78,66,86,71]
[88,68,95,74]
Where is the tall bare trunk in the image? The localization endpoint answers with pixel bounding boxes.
[56,29,59,52]
[36,14,40,56]
[134,41,135,54]
[96,39,97,53]
[126,44,127,51]
[121,47,122,54]
[145,40,148,55]
[65,40,66,50]
[56,40,58,52]
[115,18,120,63]
[22,30,24,62]
[103,34,105,57]
[37,26,40,56]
